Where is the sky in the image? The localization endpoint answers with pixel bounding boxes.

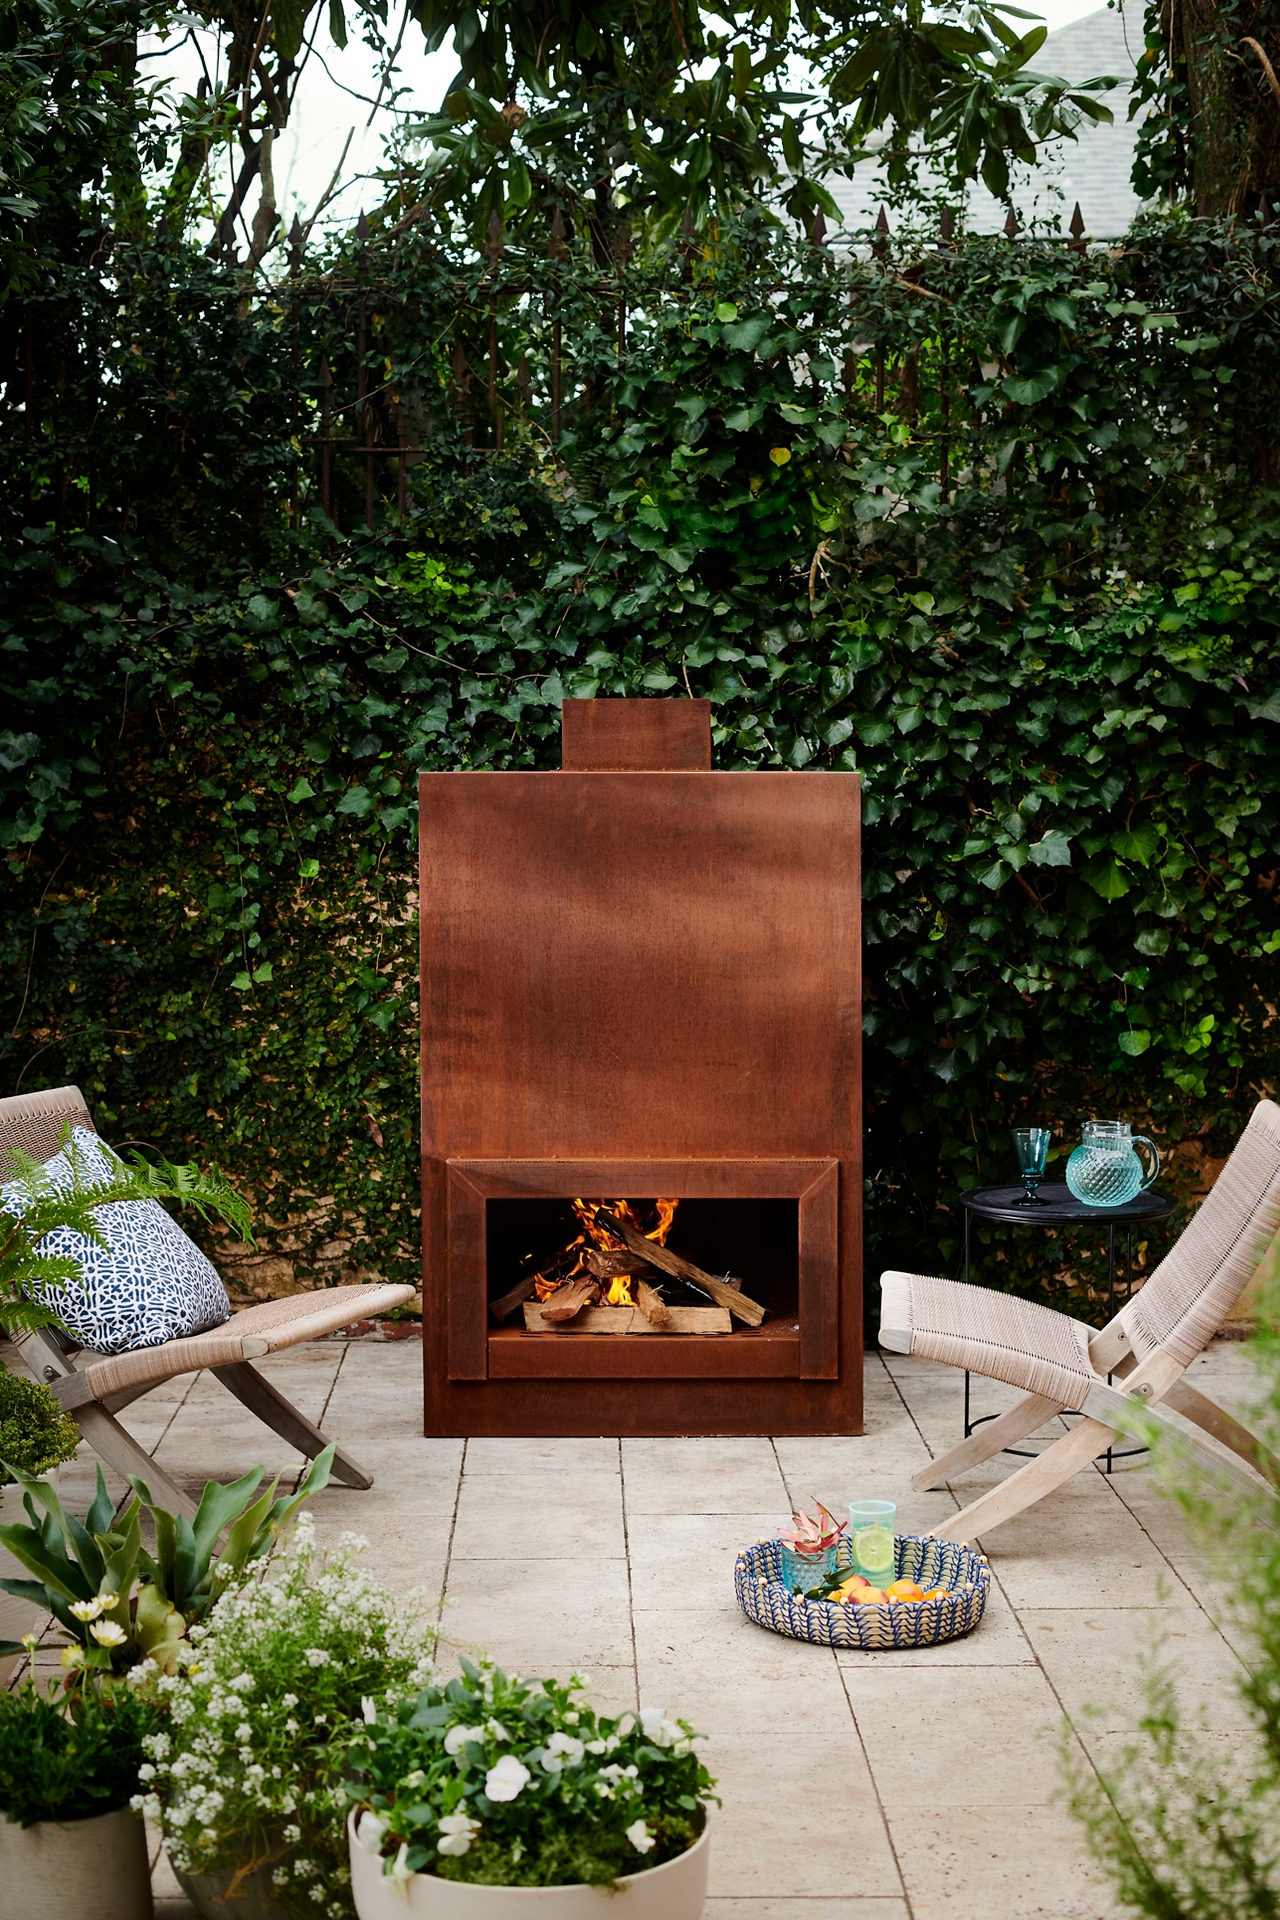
[139,0,1116,254]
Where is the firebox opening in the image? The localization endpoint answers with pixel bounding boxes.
[486,1198,800,1326]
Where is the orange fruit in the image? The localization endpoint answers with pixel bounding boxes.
[884,1579,925,1602]
[920,1587,950,1601]
[853,1587,887,1604]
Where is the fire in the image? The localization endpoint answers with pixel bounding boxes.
[532,1197,678,1306]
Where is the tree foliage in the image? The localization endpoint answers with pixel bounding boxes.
[2,211,1278,1309]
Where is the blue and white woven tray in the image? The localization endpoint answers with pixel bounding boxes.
[735,1533,990,1649]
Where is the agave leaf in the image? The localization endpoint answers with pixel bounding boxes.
[189,1466,267,1570]
[0,1522,89,1602]
[85,1463,117,1540]
[218,1476,282,1577]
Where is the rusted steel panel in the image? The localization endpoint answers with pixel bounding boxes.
[420,747,861,1436]
[560,698,712,770]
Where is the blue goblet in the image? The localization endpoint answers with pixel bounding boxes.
[1011,1127,1050,1207]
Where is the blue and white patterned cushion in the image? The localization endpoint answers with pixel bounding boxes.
[3,1126,231,1355]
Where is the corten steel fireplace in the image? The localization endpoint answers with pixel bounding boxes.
[419,699,862,1436]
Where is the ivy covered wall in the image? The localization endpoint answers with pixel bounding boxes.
[2,219,1278,1315]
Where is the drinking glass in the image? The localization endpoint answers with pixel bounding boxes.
[849,1500,896,1586]
[1012,1126,1051,1207]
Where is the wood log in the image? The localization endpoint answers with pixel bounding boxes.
[592,1210,766,1326]
[633,1277,672,1330]
[582,1249,650,1280]
[489,1272,541,1322]
[539,1275,597,1323]
[523,1304,731,1335]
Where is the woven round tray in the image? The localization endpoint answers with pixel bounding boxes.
[734,1533,990,1649]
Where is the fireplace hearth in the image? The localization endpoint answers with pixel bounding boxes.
[419,698,862,1435]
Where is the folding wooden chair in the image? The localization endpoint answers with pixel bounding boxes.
[2,1085,415,1518]
[879,1098,1280,1542]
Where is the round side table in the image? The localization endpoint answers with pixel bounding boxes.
[959,1180,1177,1468]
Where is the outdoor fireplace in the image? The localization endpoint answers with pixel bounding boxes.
[419,699,862,1435]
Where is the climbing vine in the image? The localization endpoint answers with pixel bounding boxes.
[2,215,1279,1313]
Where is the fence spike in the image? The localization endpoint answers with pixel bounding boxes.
[680,203,695,282]
[873,205,890,260]
[1003,206,1020,241]
[486,207,505,266]
[807,206,828,248]
[288,214,304,276]
[549,207,568,261]
[939,207,955,245]
[1068,201,1086,252]
[357,210,370,242]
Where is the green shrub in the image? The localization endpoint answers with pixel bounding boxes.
[0,1370,79,1485]
[0,1681,155,1827]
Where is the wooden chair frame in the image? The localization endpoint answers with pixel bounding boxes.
[3,1086,415,1518]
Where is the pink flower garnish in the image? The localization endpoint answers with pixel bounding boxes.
[776,1500,846,1557]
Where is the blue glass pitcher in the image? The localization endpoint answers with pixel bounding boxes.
[1065,1120,1160,1208]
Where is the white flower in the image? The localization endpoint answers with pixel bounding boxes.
[304,1649,329,1668]
[437,1813,481,1857]
[89,1620,128,1648]
[626,1819,655,1854]
[615,1713,635,1738]
[444,1724,486,1757]
[282,1694,299,1709]
[355,1811,388,1856]
[585,1739,607,1755]
[484,1755,531,1802]
[361,1697,378,1725]
[69,1598,104,1622]
[388,1844,415,1901]
[60,1646,85,1669]
[541,1730,586,1773]
[638,1705,682,1747]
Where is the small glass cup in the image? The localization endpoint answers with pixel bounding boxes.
[849,1500,896,1586]
[777,1544,835,1593]
[1012,1126,1050,1207]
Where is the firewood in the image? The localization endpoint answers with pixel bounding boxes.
[633,1276,672,1329]
[489,1272,541,1322]
[522,1304,731,1334]
[539,1275,597,1322]
[592,1209,766,1326]
[582,1249,649,1280]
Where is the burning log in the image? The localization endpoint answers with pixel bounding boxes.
[539,1276,597,1323]
[593,1209,766,1327]
[489,1273,541,1322]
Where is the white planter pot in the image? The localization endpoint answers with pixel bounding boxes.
[0,1802,153,1920]
[348,1812,709,1920]
[1,1476,56,1681]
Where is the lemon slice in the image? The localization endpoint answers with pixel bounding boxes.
[854,1525,894,1575]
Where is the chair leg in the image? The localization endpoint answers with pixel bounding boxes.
[1162,1380,1280,1488]
[73,1404,199,1520]
[212,1360,375,1490]
[929,1415,1117,1544]
[912,1391,1066,1491]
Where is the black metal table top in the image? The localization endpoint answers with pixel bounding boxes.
[959,1181,1177,1226]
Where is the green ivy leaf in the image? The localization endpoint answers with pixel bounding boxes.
[1117,1029,1151,1056]
[1081,855,1130,900]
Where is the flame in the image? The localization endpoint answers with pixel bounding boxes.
[532,1198,678,1306]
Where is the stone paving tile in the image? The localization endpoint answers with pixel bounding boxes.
[887,1806,1122,1919]
[0,1333,1245,1918]
[706,1905,912,1919]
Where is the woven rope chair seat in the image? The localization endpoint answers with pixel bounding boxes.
[881,1271,1096,1408]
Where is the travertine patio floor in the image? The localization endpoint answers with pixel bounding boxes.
[13,1335,1265,1920]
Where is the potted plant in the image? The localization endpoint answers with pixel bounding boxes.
[0,1674,157,1920]
[136,1517,437,1919]
[0,1371,79,1668]
[345,1659,716,1918]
